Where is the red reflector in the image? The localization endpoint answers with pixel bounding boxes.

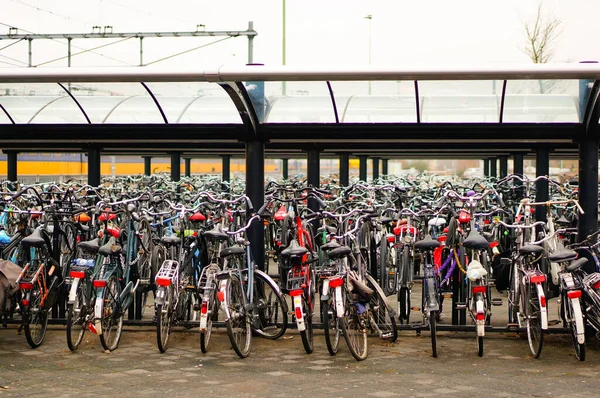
[483,219,490,225]
[70,270,85,279]
[20,282,33,290]
[437,236,447,242]
[540,295,546,307]
[295,306,303,320]
[289,289,303,297]
[593,281,600,290]
[21,299,29,306]
[489,241,499,248]
[156,277,171,287]
[567,290,582,299]
[472,285,486,294]
[93,280,107,288]
[476,312,485,321]
[87,322,97,334]
[458,211,470,224]
[387,235,395,243]
[274,206,287,221]
[529,275,546,284]
[329,277,344,288]
[201,301,208,314]
[107,227,120,239]
[217,291,225,302]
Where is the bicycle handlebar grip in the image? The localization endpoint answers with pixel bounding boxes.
[257,201,270,217]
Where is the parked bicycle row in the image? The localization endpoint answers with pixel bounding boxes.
[0,173,597,362]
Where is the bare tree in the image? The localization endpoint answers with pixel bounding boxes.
[523,1,562,64]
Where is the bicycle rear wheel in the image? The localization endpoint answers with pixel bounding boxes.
[156,285,174,353]
[225,275,252,358]
[366,274,398,343]
[24,282,48,349]
[525,283,543,358]
[66,282,86,351]
[564,294,585,361]
[429,310,438,358]
[251,270,287,340]
[99,275,124,351]
[379,239,396,295]
[340,290,368,361]
[322,296,340,355]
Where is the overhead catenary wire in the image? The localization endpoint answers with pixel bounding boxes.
[34,36,134,67]
[143,36,233,66]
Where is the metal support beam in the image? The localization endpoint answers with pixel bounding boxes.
[184,158,191,177]
[381,158,388,176]
[339,153,349,186]
[535,148,550,224]
[246,140,265,271]
[222,155,231,183]
[87,147,101,187]
[170,151,181,182]
[578,137,599,241]
[372,157,380,180]
[490,158,497,178]
[282,158,288,179]
[307,149,321,224]
[483,159,490,177]
[6,151,17,181]
[359,155,367,182]
[513,152,525,199]
[499,155,508,178]
[143,156,151,176]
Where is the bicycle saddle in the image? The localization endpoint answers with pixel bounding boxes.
[219,245,246,258]
[428,217,447,227]
[548,248,577,263]
[462,229,489,250]
[280,239,308,257]
[203,225,229,241]
[98,237,122,256]
[321,240,341,251]
[21,227,46,248]
[414,234,441,250]
[160,235,181,246]
[79,237,100,253]
[556,215,570,224]
[566,257,588,272]
[327,245,352,259]
[316,225,336,235]
[518,244,545,256]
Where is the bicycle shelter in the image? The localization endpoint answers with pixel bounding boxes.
[1,64,599,329]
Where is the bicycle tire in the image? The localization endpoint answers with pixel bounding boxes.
[322,296,340,355]
[565,295,585,361]
[477,335,483,357]
[225,275,252,358]
[526,283,543,358]
[398,286,411,324]
[200,278,216,353]
[66,284,86,352]
[340,289,368,361]
[366,274,398,343]
[60,223,78,273]
[429,310,438,358]
[251,270,288,340]
[380,239,396,295]
[99,275,124,352]
[508,263,519,324]
[23,282,49,349]
[156,285,173,353]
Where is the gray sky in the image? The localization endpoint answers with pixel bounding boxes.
[1,0,598,69]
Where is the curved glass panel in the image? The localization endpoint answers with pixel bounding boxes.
[103,96,164,124]
[260,81,334,123]
[503,80,579,123]
[0,96,63,123]
[419,81,502,122]
[30,96,88,124]
[145,82,240,124]
[0,107,12,124]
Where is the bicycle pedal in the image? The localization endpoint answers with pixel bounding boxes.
[185,285,196,290]
[443,293,453,299]
[455,303,467,310]
[411,306,420,311]
[548,319,560,326]
[506,323,520,330]
[491,298,503,306]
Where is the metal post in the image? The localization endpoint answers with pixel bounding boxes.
[170,151,181,182]
[28,38,32,67]
[372,157,380,181]
[67,38,72,67]
[184,158,191,177]
[282,1,286,95]
[513,153,524,199]
[490,158,497,178]
[382,158,388,176]
[499,155,508,178]
[535,148,550,224]
[359,155,367,182]
[282,158,288,179]
[222,154,231,182]
[139,37,143,66]
[483,159,490,177]
[247,21,254,64]
[246,140,265,271]
[578,138,599,242]
[6,151,17,182]
[87,147,101,187]
[339,153,349,186]
[143,156,151,176]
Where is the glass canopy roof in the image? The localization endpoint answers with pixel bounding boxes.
[0,79,582,124]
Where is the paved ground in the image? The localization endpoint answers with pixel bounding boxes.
[1,321,600,397]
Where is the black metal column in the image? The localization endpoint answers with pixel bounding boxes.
[359,155,367,182]
[483,159,490,177]
[513,153,524,177]
[307,149,321,214]
[282,158,289,180]
[499,155,508,178]
[183,158,191,177]
[246,140,265,271]
[339,153,349,187]
[382,159,388,176]
[87,147,101,187]
[372,157,380,181]
[6,151,17,182]
[535,148,550,223]
[143,156,151,176]
[578,138,599,241]
[490,158,497,178]
[170,152,181,181]
[222,155,231,183]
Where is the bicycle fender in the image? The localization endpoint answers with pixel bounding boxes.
[68,277,80,304]
[571,298,586,345]
[94,296,103,335]
[536,283,548,330]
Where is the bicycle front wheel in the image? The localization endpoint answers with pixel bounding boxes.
[24,283,49,349]
[525,283,543,358]
[225,275,251,358]
[99,275,124,352]
[156,285,174,353]
[429,310,438,358]
[251,270,288,340]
